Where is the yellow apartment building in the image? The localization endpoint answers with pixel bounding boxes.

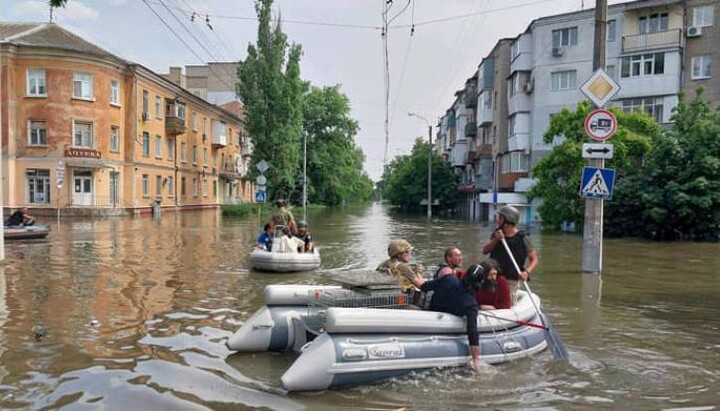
[1,22,253,216]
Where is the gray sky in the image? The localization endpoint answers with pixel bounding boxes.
[3,0,618,181]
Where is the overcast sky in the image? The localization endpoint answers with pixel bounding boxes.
[3,0,626,181]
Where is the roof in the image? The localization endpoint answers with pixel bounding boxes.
[218,101,245,118]
[1,22,119,60]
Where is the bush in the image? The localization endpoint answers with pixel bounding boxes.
[221,203,258,218]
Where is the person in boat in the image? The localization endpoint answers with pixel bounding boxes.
[376,239,423,294]
[294,220,314,253]
[6,207,35,226]
[256,223,274,251]
[271,199,297,235]
[277,226,304,253]
[466,260,511,310]
[409,257,484,371]
[481,205,538,304]
[436,246,464,279]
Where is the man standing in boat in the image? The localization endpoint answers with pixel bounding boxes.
[481,205,538,303]
[271,199,297,235]
[294,220,314,253]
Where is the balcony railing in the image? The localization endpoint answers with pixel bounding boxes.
[622,29,682,53]
[165,115,186,136]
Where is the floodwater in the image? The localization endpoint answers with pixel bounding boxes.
[0,204,718,410]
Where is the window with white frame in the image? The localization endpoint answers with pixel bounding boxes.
[192,112,197,131]
[167,176,174,197]
[693,6,714,27]
[509,152,528,172]
[202,179,208,197]
[550,70,577,90]
[155,96,163,119]
[508,73,521,96]
[167,138,175,160]
[621,53,664,78]
[620,96,664,123]
[192,145,198,164]
[181,142,187,162]
[27,69,46,96]
[110,80,120,105]
[142,90,149,116]
[639,13,668,34]
[142,132,150,157]
[155,175,162,196]
[607,20,617,42]
[176,103,186,120]
[192,178,198,197]
[155,135,162,158]
[110,126,120,152]
[508,116,516,136]
[692,55,712,79]
[26,169,50,204]
[73,121,93,147]
[552,27,578,48]
[73,72,93,99]
[606,64,617,80]
[142,174,149,197]
[28,120,47,146]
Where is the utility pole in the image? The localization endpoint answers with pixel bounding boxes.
[427,123,433,220]
[582,0,608,273]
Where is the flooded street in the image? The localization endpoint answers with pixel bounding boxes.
[0,203,719,410]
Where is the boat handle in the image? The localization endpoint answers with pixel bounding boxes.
[252,323,273,330]
[503,341,523,353]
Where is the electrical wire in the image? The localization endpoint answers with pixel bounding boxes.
[382,0,391,163]
[390,0,553,29]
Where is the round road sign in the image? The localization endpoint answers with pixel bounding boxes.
[255,175,267,185]
[585,109,617,141]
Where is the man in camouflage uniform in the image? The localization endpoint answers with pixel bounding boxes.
[376,239,424,292]
[271,199,297,235]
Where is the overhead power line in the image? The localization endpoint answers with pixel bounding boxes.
[390,0,554,29]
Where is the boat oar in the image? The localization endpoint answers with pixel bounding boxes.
[500,237,569,361]
[477,310,548,330]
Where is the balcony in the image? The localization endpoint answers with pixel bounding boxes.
[622,29,682,53]
[165,116,186,136]
[465,122,477,137]
[212,133,227,148]
[477,143,493,156]
[451,139,468,167]
[508,134,530,152]
[465,87,477,108]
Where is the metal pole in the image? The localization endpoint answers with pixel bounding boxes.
[0,20,5,261]
[427,124,432,220]
[582,0,608,273]
[303,132,307,222]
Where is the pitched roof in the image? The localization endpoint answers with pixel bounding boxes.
[1,22,120,61]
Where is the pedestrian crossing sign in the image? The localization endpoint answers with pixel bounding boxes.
[580,167,616,199]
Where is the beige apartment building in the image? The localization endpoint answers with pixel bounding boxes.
[1,22,253,216]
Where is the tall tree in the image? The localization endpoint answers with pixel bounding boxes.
[237,0,305,200]
[302,85,373,205]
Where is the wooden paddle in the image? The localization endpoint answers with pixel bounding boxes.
[500,237,569,361]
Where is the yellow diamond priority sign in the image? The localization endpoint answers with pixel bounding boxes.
[581,69,621,108]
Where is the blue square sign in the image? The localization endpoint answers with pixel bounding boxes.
[580,167,616,199]
[255,190,266,203]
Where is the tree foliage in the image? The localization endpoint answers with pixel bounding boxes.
[380,139,458,213]
[302,85,373,205]
[237,0,305,200]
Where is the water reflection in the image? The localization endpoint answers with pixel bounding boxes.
[0,205,717,409]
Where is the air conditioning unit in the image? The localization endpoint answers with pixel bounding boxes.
[552,47,564,57]
[687,26,702,38]
[524,79,534,94]
[142,111,150,121]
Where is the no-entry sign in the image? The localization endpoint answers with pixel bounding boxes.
[585,109,617,141]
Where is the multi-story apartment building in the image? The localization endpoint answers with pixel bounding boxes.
[683,0,718,104]
[162,63,239,105]
[1,22,253,216]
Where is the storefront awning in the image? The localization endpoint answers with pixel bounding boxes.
[64,158,116,169]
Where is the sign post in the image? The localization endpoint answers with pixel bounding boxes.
[56,160,65,223]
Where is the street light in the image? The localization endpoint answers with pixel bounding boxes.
[408,112,432,220]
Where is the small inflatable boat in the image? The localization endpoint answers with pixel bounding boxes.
[227,283,549,390]
[249,225,321,273]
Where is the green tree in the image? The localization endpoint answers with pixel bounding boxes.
[302,85,373,205]
[529,101,660,232]
[638,90,720,240]
[49,0,68,6]
[381,139,458,213]
[237,0,305,200]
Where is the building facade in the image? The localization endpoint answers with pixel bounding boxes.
[683,0,718,104]
[1,23,253,216]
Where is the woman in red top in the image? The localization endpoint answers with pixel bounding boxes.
[473,260,512,310]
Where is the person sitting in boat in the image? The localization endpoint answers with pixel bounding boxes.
[294,220,314,253]
[271,199,297,235]
[277,226,304,253]
[256,223,274,251]
[466,260,511,310]
[6,207,35,226]
[376,239,423,294]
[410,258,484,371]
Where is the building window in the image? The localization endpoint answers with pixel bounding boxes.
[511,41,520,60]
[693,6,714,27]
[167,176,174,197]
[620,96,664,123]
[203,147,208,165]
[550,70,577,90]
[155,96,163,119]
[508,73,522,96]
[142,90,149,116]
[202,179,208,197]
[155,135,162,158]
[552,27,578,48]
[181,142,187,162]
[110,80,120,105]
[213,180,217,197]
[142,174,149,197]
[509,152,528,172]
[73,121,93,147]
[692,55,712,79]
[176,103,186,120]
[155,175,162,196]
[508,116,516,136]
[621,53,664,78]
[606,64,616,81]
[192,112,198,131]
[110,126,120,152]
[639,13,668,34]
[607,20,616,42]
[202,117,207,136]
[27,69,46,96]
[192,178,198,197]
[28,120,47,146]
[181,177,186,196]
[142,132,150,157]
[167,138,175,160]
[192,145,198,164]
[73,72,93,99]
[26,169,50,204]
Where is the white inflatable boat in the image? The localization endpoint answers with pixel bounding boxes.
[249,248,321,273]
[227,284,549,390]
